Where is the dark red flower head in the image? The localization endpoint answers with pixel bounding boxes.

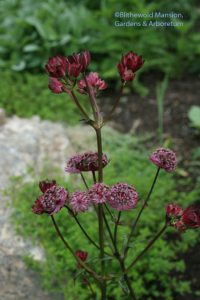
[39,179,57,193]
[45,55,66,78]
[182,206,200,229]
[76,250,88,268]
[32,185,68,215]
[65,152,109,173]
[117,51,144,82]
[48,77,64,94]
[66,51,91,78]
[77,72,107,95]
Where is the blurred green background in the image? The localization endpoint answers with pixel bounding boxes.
[1,0,200,300]
[0,0,200,121]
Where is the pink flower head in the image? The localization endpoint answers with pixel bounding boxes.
[182,205,200,229]
[32,185,68,215]
[150,148,177,172]
[45,55,66,78]
[69,191,90,213]
[48,77,64,94]
[117,51,144,82]
[39,179,57,193]
[77,72,107,95]
[88,183,110,204]
[65,152,109,173]
[66,51,91,78]
[108,183,138,211]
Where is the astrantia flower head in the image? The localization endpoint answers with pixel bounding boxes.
[48,77,64,94]
[45,55,66,78]
[77,72,107,95]
[108,183,138,211]
[39,179,57,193]
[88,183,110,204]
[182,205,200,229]
[65,152,109,173]
[150,148,177,172]
[32,185,68,215]
[118,51,144,82]
[69,191,90,213]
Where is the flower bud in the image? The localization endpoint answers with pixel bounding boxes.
[77,72,107,95]
[48,77,64,94]
[45,55,66,78]
[117,51,144,82]
[66,51,91,78]
[182,206,200,229]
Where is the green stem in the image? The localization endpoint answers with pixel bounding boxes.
[114,211,121,246]
[92,171,97,183]
[65,88,90,120]
[124,167,160,258]
[102,212,137,299]
[80,172,89,190]
[83,74,100,123]
[104,203,115,222]
[126,224,167,273]
[95,127,106,299]
[50,215,100,281]
[65,205,100,251]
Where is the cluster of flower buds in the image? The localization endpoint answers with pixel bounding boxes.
[45,51,91,94]
[117,51,144,82]
[45,50,144,95]
[166,204,200,232]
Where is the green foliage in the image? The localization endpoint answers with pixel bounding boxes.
[0,0,199,82]
[0,71,89,124]
[9,131,200,299]
[188,105,200,131]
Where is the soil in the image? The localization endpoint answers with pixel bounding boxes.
[101,74,200,300]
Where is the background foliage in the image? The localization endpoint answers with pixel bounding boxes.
[9,130,200,300]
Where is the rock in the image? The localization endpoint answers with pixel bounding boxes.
[0,115,76,300]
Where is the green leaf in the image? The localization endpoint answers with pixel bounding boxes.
[188,106,200,129]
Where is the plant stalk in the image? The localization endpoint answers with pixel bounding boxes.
[95,127,106,299]
[124,167,160,258]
